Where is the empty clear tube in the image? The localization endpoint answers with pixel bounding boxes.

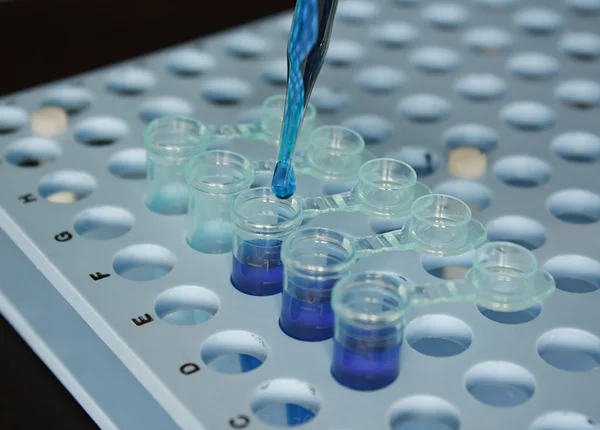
[356,158,430,218]
[231,187,304,296]
[464,241,555,312]
[305,126,372,182]
[144,116,208,215]
[280,228,357,341]
[185,149,255,254]
[330,272,409,391]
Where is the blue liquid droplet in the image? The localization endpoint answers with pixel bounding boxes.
[272,161,296,199]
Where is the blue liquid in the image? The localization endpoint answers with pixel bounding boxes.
[231,239,284,296]
[331,330,402,391]
[240,354,263,373]
[208,354,263,374]
[254,403,315,427]
[272,161,297,199]
[286,404,315,427]
[279,276,337,341]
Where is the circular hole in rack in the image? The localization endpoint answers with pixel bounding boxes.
[405,314,473,357]
[537,328,600,372]
[225,32,270,58]
[138,96,193,123]
[74,116,129,146]
[107,148,147,179]
[261,59,288,86]
[506,52,559,81]
[106,66,157,96]
[30,107,68,137]
[443,123,498,153]
[551,131,600,163]
[42,85,94,114]
[513,7,563,35]
[354,66,406,94]
[560,32,600,62]
[465,361,536,408]
[485,216,547,250]
[342,115,394,144]
[501,101,556,131]
[371,21,419,48]
[393,0,424,6]
[0,105,28,134]
[389,395,461,430]
[38,170,96,203]
[422,251,473,280]
[112,244,176,282]
[4,137,62,167]
[274,14,292,36]
[493,155,551,188]
[201,77,251,105]
[311,86,350,113]
[155,286,219,326]
[398,94,451,123]
[547,189,600,224]
[251,378,320,427]
[567,0,600,15]
[543,255,600,294]
[473,0,516,9]
[410,46,460,74]
[422,2,469,31]
[463,27,513,55]
[455,73,506,102]
[325,39,364,66]
[433,180,492,212]
[201,330,267,374]
[555,80,600,110]
[166,48,215,77]
[478,303,542,325]
[74,206,134,240]
[447,147,487,180]
[531,411,600,430]
[387,146,441,177]
[337,0,380,23]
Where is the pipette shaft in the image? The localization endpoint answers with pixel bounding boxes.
[272,0,339,199]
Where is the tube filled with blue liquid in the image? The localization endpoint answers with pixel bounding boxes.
[272,0,339,199]
[330,272,409,391]
[231,187,304,296]
[279,227,357,341]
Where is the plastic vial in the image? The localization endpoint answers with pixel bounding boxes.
[280,228,358,341]
[231,187,303,295]
[185,150,255,254]
[144,116,207,215]
[331,272,409,391]
[306,126,367,181]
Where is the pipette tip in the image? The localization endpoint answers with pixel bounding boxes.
[272,161,297,199]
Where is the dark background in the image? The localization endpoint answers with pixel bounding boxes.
[0,0,293,96]
[0,0,292,428]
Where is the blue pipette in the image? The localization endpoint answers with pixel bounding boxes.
[272,0,339,199]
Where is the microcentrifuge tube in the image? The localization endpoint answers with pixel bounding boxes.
[280,227,356,341]
[230,188,303,296]
[330,272,409,391]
